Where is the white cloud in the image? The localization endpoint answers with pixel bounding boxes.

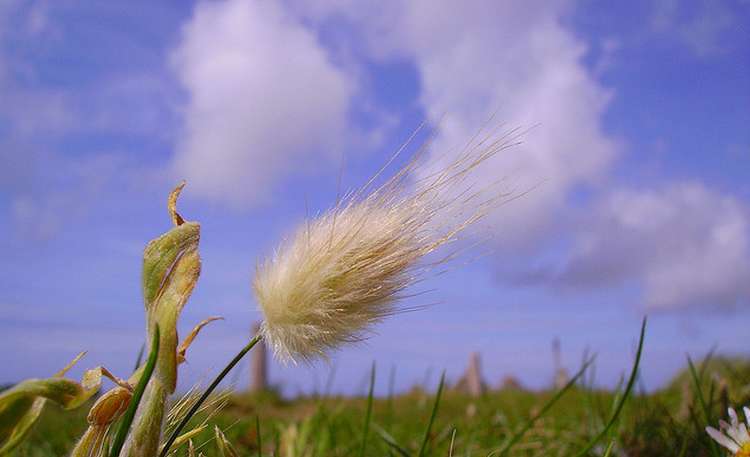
[295,1,750,311]
[650,0,737,57]
[403,1,616,246]
[553,183,750,310]
[0,6,183,244]
[170,0,356,206]
[297,0,617,247]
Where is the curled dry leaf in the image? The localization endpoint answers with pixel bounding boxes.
[0,352,102,455]
[177,316,224,364]
[168,180,186,227]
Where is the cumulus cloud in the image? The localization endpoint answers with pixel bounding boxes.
[0,2,180,229]
[295,0,750,311]
[650,0,739,57]
[527,183,750,310]
[171,0,356,206]
[297,0,617,247]
[402,1,617,246]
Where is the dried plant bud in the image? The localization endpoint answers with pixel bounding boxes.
[142,216,201,392]
[72,368,135,456]
[87,387,132,427]
[120,182,202,457]
[71,366,141,457]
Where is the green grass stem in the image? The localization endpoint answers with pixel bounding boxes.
[358,362,376,457]
[109,326,160,457]
[494,357,595,457]
[417,371,446,457]
[158,333,262,457]
[574,317,647,457]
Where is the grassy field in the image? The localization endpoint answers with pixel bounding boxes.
[8,356,750,457]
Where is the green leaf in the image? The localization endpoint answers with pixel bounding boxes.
[494,357,595,457]
[687,356,721,457]
[143,220,201,392]
[159,334,263,457]
[359,362,376,457]
[0,353,101,455]
[373,424,410,457]
[418,371,446,457]
[574,317,647,457]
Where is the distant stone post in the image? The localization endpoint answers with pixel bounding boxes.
[552,337,569,389]
[455,352,486,397]
[465,352,484,397]
[250,322,267,392]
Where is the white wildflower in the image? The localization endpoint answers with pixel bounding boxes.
[706,406,750,456]
[253,129,518,362]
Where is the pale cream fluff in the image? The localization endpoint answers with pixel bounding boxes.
[254,130,518,362]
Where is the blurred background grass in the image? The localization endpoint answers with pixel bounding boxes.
[6,356,749,456]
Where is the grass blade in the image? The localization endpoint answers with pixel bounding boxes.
[494,357,595,457]
[359,362,376,457]
[373,424,411,457]
[256,414,262,457]
[109,325,160,457]
[687,357,711,422]
[133,342,145,374]
[159,334,263,457]
[387,365,396,430]
[417,371,446,457]
[574,317,647,457]
[687,356,721,457]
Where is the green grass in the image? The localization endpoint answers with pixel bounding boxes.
[7,356,750,456]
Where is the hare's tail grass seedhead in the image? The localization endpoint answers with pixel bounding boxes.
[157,127,521,456]
[254,126,521,363]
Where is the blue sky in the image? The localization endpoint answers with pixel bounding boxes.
[1,0,749,396]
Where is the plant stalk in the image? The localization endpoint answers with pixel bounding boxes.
[159,334,262,457]
[110,326,160,457]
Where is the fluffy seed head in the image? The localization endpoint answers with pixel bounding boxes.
[254,128,520,362]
